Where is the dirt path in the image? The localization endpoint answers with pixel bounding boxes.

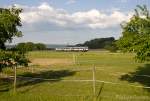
[30,58,73,66]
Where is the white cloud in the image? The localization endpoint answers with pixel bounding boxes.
[17,3,132,31]
[118,0,128,3]
[66,0,76,5]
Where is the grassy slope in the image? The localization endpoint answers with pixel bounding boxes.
[0,51,150,101]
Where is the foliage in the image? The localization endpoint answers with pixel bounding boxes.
[16,42,46,51]
[35,43,46,50]
[117,5,150,61]
[0,7,29,71]
[104,42,118,52]
[0,49,29,72]
[76,37,116,49]
[0,6,22,50]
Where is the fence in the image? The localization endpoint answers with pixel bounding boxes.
[1,65,150,100]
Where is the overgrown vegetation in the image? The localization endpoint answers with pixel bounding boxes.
[117,5,150,61]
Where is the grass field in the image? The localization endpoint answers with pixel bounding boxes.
[0,51,150,101]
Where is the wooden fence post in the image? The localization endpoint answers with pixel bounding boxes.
[73,54,76,65]
[13,65,17,94]
[93,65,96,97]
[32,67,34,73]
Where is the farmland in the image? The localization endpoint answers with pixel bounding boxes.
[0,51,150,101]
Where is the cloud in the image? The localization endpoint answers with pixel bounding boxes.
[117,0,128,3]
[15,2,132,31]
[66,0,76,5]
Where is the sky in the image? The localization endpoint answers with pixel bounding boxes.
[0,0,150,45]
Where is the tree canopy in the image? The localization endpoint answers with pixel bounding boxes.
[0,6,22,50]
[117,5,150,61]
[0,7,29,72]
[16,42,46,51]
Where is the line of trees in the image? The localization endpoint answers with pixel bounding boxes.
[15,42,46,52]
[76,37,118,52]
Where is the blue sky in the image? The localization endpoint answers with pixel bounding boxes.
[1,0,150,45]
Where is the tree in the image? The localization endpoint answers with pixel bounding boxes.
[15,43,27,52]
[0,6,22,50]
[24,42,35,51]
[35,43,46,50]
[117,5,150,61]
[104,41,118,52]
[0,6,29,72]
[0,50,29,72]
[16,42,46,51]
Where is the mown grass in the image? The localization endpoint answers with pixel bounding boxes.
[0,51,150,101]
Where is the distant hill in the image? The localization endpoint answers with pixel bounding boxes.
[75,37,116,49]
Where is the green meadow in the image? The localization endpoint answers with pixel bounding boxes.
[0,51,150,101]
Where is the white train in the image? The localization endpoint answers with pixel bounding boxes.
[55,47,88,52]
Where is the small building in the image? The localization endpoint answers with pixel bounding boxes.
[55,47,88,52]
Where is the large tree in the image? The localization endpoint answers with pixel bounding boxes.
[117,5,150,61]
[0,6,22,50]
[0,6,29,72]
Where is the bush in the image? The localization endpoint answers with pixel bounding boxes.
[0,49,30,72]
[104,42,118,52]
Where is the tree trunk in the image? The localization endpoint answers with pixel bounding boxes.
[0,43,6,50]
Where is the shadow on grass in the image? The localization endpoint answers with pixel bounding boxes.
[0,78,13,92]
[17,70,76,93]
[120,64,150,91]
[0,70,76,93]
